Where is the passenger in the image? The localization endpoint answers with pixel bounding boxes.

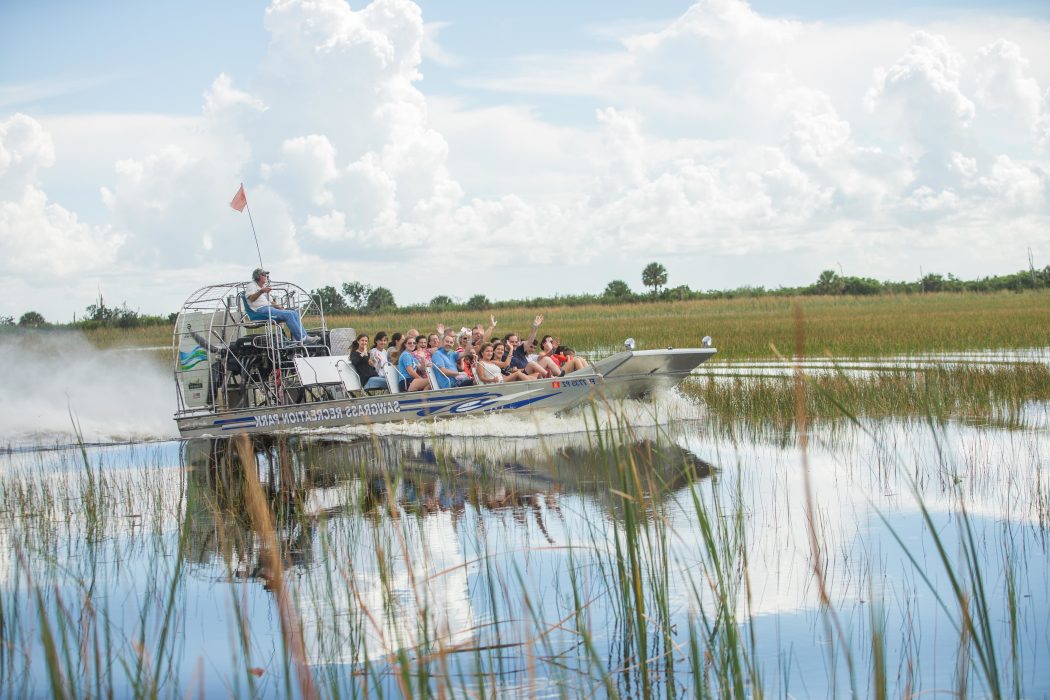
[475,343,531,384]
[540,335,589,374]
[508,325,567,379]
[455,330,476,381]
[244,269,318,343]
[413,334,431,363]
[490,340,533,380]
[369,332,390,373]
[390,332,404,353]
[431,333,473,388]
[556,346,588,373]
[471,315,498,346]
[427,333,441,358]
[351,333,389,390]
[504,333,550,377]
[396,336,430,392]
[503,315,556,377]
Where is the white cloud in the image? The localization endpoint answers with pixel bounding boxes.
[974,39,1042,126]
[976,155,1045,210]
[0,114,121,278]
[866,30,975,153]
[4,0,1050,317]
[421,21,461,68]
[0,113,55,192]
[100,145,258,266]
[0,184,122,277]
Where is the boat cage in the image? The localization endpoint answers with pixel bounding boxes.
[173,280,349,415]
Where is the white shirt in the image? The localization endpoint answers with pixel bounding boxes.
[369,347,390,371]
[476,361,503,383]
[245,280,271,311]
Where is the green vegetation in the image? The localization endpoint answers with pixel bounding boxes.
[328,262,1050,315]
[7,262,1049,329]
[61,289,1050,357]
[641,261,668,294]
[328,290,1050,359]
[688,361,1050,429]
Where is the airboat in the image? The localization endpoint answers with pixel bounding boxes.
[172,281,717,438]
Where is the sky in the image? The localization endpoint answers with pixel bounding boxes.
[2,0,1049,321]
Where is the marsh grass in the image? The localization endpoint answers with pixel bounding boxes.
[688,361,1050,429]
[0,384,1047,697]
[80,290,1050,359]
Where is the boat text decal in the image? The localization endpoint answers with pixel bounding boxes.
[253,401,401,428]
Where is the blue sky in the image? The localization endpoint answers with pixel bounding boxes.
[2,0,1049,319]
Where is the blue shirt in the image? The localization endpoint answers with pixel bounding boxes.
[430,347,460,389]
[397,351,422,382]
[510,344,529,370]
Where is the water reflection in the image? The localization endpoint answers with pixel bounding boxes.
[180,430,715,666]
[5,410,1046,697]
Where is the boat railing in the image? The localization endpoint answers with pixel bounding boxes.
[173,281,337,414]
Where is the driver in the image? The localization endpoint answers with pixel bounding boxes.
[245,268,318,344]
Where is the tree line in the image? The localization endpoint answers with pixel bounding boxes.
[4,261,1049,329]
[310,261,1050,316]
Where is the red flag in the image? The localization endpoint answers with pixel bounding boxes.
[230,184,247,212]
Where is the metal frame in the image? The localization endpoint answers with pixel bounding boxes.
[173,280,329,417]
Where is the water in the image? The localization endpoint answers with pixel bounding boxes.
[1,338,1048,697]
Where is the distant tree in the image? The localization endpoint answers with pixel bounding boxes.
[18,311,47,327]
[85,295,116,323]
[0,315,14,327]
[840,276,882,296]
[1038,265,1050,288]
[814,270,842,295]
[920,273,944,293]
[341,281,373,311]
[466,294,490,311]
[311,285,350,315]
[665,284,692,301]
[429,295,454,308]
[641,262,668,294]
[364,286,396,313]
[603,280,632,300]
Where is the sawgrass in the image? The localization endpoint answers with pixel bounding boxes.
[79,290,1050,359]
[1,403,1044,697]
[689,361,1050,429]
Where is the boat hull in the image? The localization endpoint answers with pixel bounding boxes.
[175,373,602,438]
[591,348,718,400]
[173,347,717,438]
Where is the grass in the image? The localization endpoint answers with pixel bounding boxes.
[1,404,1046,697]
[79,290,1050,359]
[688,361,1050,429]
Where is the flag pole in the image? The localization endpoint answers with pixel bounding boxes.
[245,200,264,269]
[231,183,264,268]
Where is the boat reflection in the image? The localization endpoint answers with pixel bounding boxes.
[182,429,715,567]
[180,430,714,664]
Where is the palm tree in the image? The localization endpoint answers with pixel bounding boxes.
[641,262,668,294]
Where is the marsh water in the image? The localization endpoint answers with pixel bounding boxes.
[1,337,1048,697]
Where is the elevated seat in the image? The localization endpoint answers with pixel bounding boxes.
[240,291,277,326]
